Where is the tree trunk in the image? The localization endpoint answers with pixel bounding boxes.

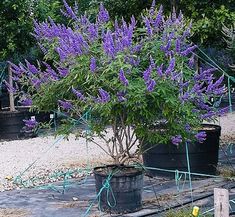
[8,65,16,112]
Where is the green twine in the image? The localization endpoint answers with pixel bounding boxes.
[13,109,91,188]
[194,47,235,112]
[133,164,221,179]
[196,47,235,83]
[201,198,235,216]
[185,142,193,203]
[82,170,118,217]
[228,77,233,112]
[175,170,187,192]
[227,143,235,154]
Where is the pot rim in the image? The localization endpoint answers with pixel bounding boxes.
[93,164,143,178]
[201,124,221,133]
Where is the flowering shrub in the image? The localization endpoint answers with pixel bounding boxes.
[8,1,227,164]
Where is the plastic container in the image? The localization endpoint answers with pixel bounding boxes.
[142,124,221,177]
[94,165,143,214]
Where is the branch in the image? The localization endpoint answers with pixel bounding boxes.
[88,138,112,157]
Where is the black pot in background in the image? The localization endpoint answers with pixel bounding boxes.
[142,124,221,177]
[0,109,31,140]
[94,165,143,214]
[0,107,52,140]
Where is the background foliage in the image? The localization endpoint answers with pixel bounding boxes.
[0,0,234,68]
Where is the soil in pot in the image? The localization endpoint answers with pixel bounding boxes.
[142,124,221,177]
[93,164,143,214]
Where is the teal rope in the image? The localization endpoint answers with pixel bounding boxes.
[36,167,92,191]
[228,77,233,112]
[201,198,235,216]
[13,134,67,186]
[53,111,57,131]
[195,47,235,112]
[185,142,193,203]
[14,110,91,186]
[133,164,221,179]
[228,143,235,154]
[196,47,235,82]
[175,170,186,192]
[82,170,117,217]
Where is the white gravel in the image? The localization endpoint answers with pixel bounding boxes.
[0,112,235,191]
[0,133,112,191]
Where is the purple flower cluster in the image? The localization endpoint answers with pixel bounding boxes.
[195,131,207,143]
[8,1,228,149]
[3,80,17,93]
[146,79,156,92]
[171,135,182,146]
[119,69,129,86]
[90,57,97,73]
[102,17,136,58]
[97,88,110,103]
[98,3,109,23]
[60,0,78,21]
[165,58,175,75]
[72,87,85,101]
[58,100,73,111]
[19,98,33,106]
[23,119,38,130]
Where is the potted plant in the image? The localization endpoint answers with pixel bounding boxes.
[9,0,227,213]
[0,65,35,140]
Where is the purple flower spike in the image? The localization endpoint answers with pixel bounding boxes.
[188,54,195,68]
[171,135,182,146]
[97,88,110,103]
[180,92,190,102]
[98,3,109,23]
[88,23,98,41]
[90,57,97,73]
[153,5,163,29]
[119,69,129,86]
[20,98,33,106]
[117,91,127,102]
[165,58,175,75]
[144,17,153,36]
[143,67,152,81]
[61,0,78,20]
[150,0,156,15]
[185,124,191,132]
[175,38,181,53]
[195,131,207,143]
[150,56,156,69]
[157,64,163,77]
[4,80,16,93]
[217,107,229,116]
[146,79,156,92]
[25,60,39,74]
[58,100,73,110]
[58,68,69,77]
[31,78,41,89]
[23,119,38,130]
[181,45,197,56]
[72,87,85,101]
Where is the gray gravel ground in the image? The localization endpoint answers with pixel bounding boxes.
[0,112,234,191]
[0,133,112,191]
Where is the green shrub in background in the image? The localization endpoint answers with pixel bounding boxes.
[0,0,63,62]
[0,0,234,62]
[89,0,235,48]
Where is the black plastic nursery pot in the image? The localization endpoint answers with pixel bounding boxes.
[0,106,51,140]
[93,164,144,214]
[142,124,221,177]
[0,109,31,140]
